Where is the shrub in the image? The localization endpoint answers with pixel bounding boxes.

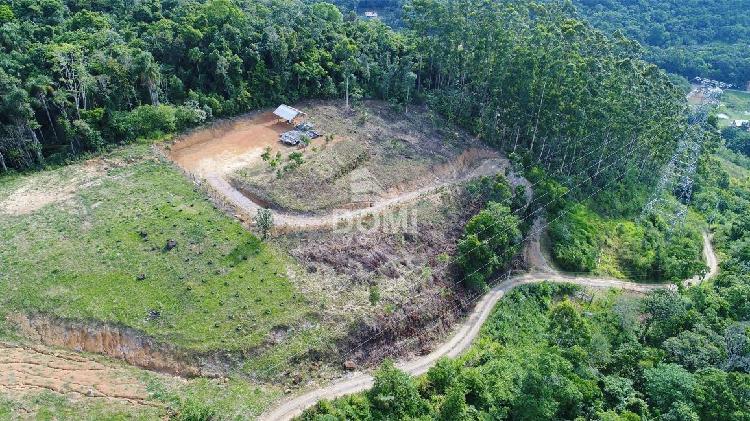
[457,202,521,291]
[112,105,176,141]
[549,204,601,272]
[254,208,273,240]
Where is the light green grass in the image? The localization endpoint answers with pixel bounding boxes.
[716,147,750,179]
[146,374,284,420]
[0,144,315,353]
[0,392,163,421]
[717,89,750,127]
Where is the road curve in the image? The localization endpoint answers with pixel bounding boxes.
[204,156,515,232]
[263,234,718,421]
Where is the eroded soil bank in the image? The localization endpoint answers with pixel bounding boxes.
[0,341,161,408]
[7,313,236,378]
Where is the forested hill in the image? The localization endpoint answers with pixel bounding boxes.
[572,0,750,88]
[2,0,687,191]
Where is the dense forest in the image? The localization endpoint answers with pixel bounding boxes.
[572,0,750,88]
[327,0,750,88]
[0,0,413,170]
[1,0,686,194]
[301,154,750,421]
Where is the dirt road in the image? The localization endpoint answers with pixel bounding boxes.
[263,233,718,421]
[204,156,511,231]
[684,232,719,287]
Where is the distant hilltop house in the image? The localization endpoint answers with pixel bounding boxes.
[273,104,306,124]
[731,119,750,130]
[364,11,378,18]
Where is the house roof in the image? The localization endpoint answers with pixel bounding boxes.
[273,104,304,122]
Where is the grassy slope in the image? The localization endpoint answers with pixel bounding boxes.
[717,89,750,127]
[0,144,315,353]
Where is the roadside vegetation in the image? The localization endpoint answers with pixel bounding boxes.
[299,133,750,421]
[546,190,707,282]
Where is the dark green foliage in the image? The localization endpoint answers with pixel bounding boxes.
[406,0,685,195]
[548,199,705,281]
[573,0,750,87]
[722,127,750,157]
[0,0,413,170]
[457,202,521,291]
[368,360,426,419]
[549,204,601,272]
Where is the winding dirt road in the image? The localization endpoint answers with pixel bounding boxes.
[203,156,513,231]
[263,230,719,421]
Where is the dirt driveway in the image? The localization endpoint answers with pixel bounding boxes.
[167,105,513,232]
[169,111,296,176]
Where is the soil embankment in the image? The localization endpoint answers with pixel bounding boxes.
[7,313,232,378]
[0,341,162,408]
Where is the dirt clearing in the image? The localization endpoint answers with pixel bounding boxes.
[0,158,116,216]
[166,100,506,232]
[168,111,317,176]
[0,341,161,408]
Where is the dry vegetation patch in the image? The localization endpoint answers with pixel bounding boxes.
[229,100,491,213]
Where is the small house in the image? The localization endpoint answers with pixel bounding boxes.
[364,11,378,18]
[273,104,306,124]
[731,119,749,129]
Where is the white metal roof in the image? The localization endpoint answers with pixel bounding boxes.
[273,104,304,122]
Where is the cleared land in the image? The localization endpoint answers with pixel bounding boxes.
[0,103,519,419]
[0,338,286,419]
[227,101,492,213]
[0,144,315,354]
[167,100,505,232]
[716,89,750,127]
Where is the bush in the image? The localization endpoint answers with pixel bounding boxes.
[113,105,177,141]
[61,119,104,151]
[175,101,208,131]
[457,202,521,291]
[549,204,601,272]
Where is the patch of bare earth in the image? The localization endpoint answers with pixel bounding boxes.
[0,341,162,408]
[0,157,131,216]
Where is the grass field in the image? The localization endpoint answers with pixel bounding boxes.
[717,89,750,127]
[0,143,318,353]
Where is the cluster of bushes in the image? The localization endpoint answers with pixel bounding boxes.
[456,175,527,291]
[519,159,706,282]
[302,280,750,420]
[722,127,750,157]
